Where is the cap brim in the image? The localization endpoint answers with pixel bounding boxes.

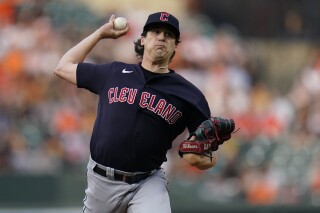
[144,22,180,38]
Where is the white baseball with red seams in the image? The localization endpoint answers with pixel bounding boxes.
[113,17,127,30]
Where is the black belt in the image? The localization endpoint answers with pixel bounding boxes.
[93,165,152,184]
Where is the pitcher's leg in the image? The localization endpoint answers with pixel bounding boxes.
[127,169,171,213]
[83,166,132,213]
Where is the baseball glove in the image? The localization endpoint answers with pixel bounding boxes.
[179,117,236,160]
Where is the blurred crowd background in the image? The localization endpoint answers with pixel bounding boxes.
[1,0,320,209]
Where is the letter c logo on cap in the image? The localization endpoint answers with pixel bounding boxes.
[160,12,169,21]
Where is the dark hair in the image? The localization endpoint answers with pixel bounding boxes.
[134,30,181,62]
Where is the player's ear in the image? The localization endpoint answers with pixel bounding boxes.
[140,36,145,45]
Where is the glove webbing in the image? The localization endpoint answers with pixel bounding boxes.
[197,117,221,151]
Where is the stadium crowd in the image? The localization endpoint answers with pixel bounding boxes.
[0,0,320,206]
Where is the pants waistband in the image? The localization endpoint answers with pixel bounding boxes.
[88,157,155,184]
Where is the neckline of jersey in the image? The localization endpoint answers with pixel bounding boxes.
[139,63,174,75]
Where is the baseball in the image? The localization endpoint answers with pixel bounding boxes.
[113,17,127,30]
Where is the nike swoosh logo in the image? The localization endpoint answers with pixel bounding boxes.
[122,68,133,73]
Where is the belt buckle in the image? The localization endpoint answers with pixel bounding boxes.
[122,174,127,182]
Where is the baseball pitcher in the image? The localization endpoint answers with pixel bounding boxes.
[54,11,235,213]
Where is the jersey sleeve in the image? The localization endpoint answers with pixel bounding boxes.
[77,62,111,94]
[187,100,211,133]
[174,73,211,131]
[154,72,211,133]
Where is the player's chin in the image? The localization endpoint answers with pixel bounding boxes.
[154,48,166,55]
[154,50,170,59]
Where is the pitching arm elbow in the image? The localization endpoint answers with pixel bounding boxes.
[54,62,77,85]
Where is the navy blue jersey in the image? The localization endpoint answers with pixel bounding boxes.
[77,62,210,172]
